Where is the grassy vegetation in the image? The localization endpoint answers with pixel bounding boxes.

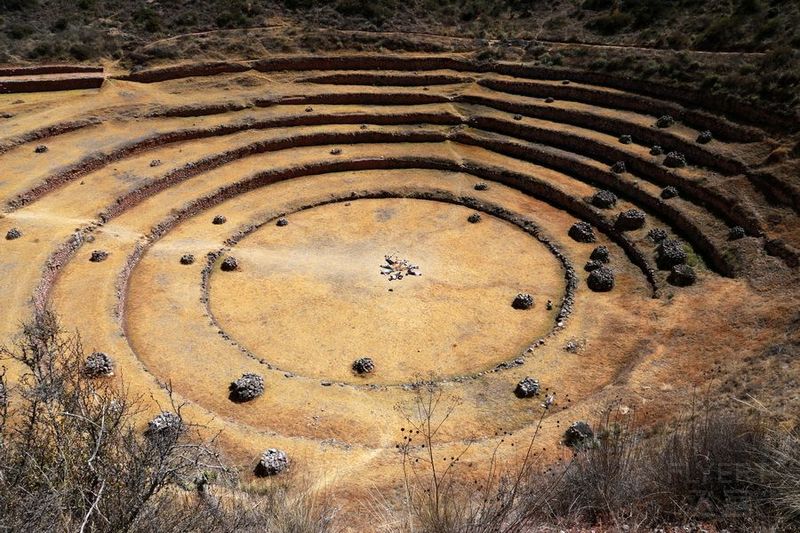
[0,312,337,532]
[384,382,800,531]
[0,1,797,122]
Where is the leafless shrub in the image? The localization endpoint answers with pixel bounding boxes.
[0,311,338,533]
[387,379,564,532]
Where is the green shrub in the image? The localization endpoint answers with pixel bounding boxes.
[68,43,93,60]
[586,12,635,35]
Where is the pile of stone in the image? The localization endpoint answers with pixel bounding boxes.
[179,254,195,265]
[656,239,687,270]
[221,257,239,271]
[647,228,668,243]
[515,377,540,398]
[650,145,664,156]
[587,267,614,292]
[590,189,618,209]
[568,221,596,243]
[146,411,183,440]
[668,264,696,287]
[90,250,108,262]
[467,213,482,223]
[5,228,22,240]
[615,209,646,231]
[84,351,114,377]
[618,134,632,145]
[590,246,610,263]
[34,144,48,153]
[474,182,489,191]
[584,260,603,272]
[512,293,534,310]
[212,215,227,225]
[380,254,421,281]
[697,130,713,144]
[352,357,375,374]
[728,226,746,240]
[656,115,674,128]
[610,161,626,174]
[660,185,679,199]
[276,217,289,227]
[229,373,264,402]
[564,421,595,448]
[664,151,687,168]
[255,448,289,476]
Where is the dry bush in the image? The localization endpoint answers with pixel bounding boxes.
[0,311,337,533]
[385,380,564,533]
[386,384,785,532]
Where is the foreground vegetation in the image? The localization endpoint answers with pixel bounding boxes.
[0,312,337,532]
[2,314,799,531]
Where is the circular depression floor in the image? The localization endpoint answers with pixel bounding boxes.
[208,198,565,383]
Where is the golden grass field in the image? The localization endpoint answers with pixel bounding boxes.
[1,55,798,525]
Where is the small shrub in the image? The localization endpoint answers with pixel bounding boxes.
[586,12,635,35]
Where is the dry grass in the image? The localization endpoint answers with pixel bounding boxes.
[0,312,338,533]
[378,382,800,532]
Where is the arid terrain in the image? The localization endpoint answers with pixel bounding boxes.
[1,9,800,531]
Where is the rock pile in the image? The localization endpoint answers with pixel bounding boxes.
[255,448,289,476]
[618,134,632,144]
[591,189,618,209]
[515,377,540,398]
[276,217,288,227]
[584,260,603,272]
[668,264,696,286]
[615,209,646,231]
[474,182,489,191]
[647,228,668,243]
[590,246,610,263]
[34,144,48,153]
[728,226,745,240]
[380,254,421,281]
[84,351,114,377]
[5,228,22,240]
[212,215,227,225]
[564,421,595,448]
[221,257,238,271]
[90,250,108,262]
[650,145,664,156]
[656,115,674,128]
[610,161,626,174]
[656,239,687,269]
[697,130,713,144]
[587,267,615,292]
[512,293,534,310]
[352,357,375,374]
[146,412,183,440]
[467,213,482,223]
[229,373,264,402]
[661,185,679,199]
[568,221,596,243]
[179,254,195,265]
[664,151,687,168]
